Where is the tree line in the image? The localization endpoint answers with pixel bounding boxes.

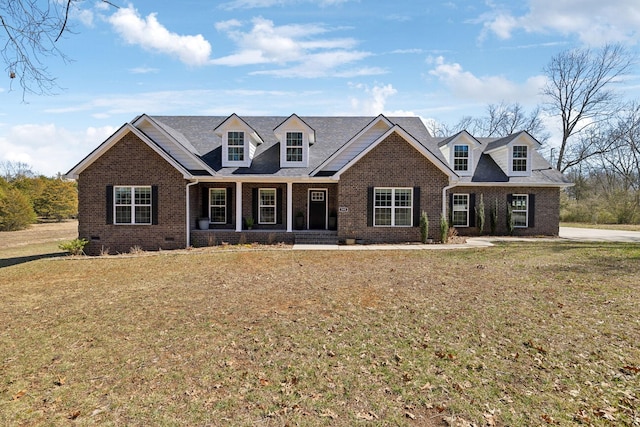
[0,162,77,231]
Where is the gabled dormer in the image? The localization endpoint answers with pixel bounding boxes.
[438,130,481,177]
[214,114,264,168]
[274,114,315,168]
[484,131,540,177]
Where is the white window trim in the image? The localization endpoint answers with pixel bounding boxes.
[373,187,413,227]
[222,130,250,167]
[511,194,529,228]
[258,188,277,224]
[114,185,152,225]
[452,193,469,227]
[209,188,227,224]
[452,144,472,175]
[280,131,309,167]
[509,144,530,176]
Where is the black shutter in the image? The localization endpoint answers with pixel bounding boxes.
[528,194,535,228]
[252,188,258,225]
[413,187,421,227]
[469,193,476,227]
[226,187,233,225]
[151,185,159,225]
[106,185,113,224]
[507,194,513,206]
[276,188,283,225]
[367,187,373,227]
[201,187,209,219]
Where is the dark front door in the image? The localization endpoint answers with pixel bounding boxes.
[308,189,327,229]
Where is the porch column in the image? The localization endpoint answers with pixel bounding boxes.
[286,182,293,232]
[236,181,243,232]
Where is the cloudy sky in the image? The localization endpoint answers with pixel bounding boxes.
[1,0,640,176]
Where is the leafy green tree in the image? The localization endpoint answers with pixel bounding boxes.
[0,187,37,231]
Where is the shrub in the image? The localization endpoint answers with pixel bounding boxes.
[59,238,89,256]
[475,194,485,234]
[490,198,498,235]
[0,187,36,231]
[506,203,514,235]
[440,214,448,243]
[419,211,429,243]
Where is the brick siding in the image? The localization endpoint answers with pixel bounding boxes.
[77,132,187,255]
[447,186,560,236]
[338,132,449,243]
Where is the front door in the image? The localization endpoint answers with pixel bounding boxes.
[308,189,327,229]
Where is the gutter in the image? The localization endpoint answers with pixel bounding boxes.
[185,180,199,248]
[442,181,458,219]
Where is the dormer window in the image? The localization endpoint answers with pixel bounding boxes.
[227,131,245,162]
[512,145,528,172]
[286,132,303,162]
[275,114,314,168]
[453,145,469,172]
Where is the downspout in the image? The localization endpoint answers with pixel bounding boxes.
[186,180,199,248]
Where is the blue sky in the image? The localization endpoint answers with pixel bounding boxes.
[1,0,640,176]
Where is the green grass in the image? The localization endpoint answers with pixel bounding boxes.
[1,243,639,426]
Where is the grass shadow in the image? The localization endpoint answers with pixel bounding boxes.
[0,252,68,268]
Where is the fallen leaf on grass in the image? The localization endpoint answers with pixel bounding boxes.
[54,376,66,386]
[12,390,26,400]
[541,413,557,424]
[319,409,338,419]
[356,411,378,420]
[405,411,416,419]
[595,407,617,421]
[524,340,547,354]
[621,365,640,375]
[68,410,80,420]
[259,378,269,386]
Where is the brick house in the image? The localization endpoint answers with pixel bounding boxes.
[65,114,571,255]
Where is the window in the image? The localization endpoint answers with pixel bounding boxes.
[512,145,528,172]
[511,194,528,227]
[453,145,469,171]
[209,188,227,224]
[114,186,151,225]
[258,188,276,224]
[286,132,303,162]
[227,131,245,162]
[374,188,413,227]
[452,194,469,227]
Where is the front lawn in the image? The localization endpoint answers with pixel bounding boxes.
[1,243,638,426]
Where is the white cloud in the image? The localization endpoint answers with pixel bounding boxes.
[129,67,159,74]
[428,56,546,104]
[212,17,380,78]
[349,83,400,115]
[479,0,640,45]
[0,124,116,176]
[107,6,212,66]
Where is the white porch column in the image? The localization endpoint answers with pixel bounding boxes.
[236,181,243,232]
[286,181,293,232]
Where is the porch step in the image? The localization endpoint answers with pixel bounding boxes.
[294,231,338,245]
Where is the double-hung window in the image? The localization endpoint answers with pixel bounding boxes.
[114,186,152,225]
[227,131,245,162]
[453,145,469,172]
[512,145,528,172]
[374,188,413,227]
[258,188,276,224]
[209,188,227,224]
[286,132,303,162]
[511,194,528,227]
[452,194,469,227]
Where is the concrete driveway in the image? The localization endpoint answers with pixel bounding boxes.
[559,226,640,243]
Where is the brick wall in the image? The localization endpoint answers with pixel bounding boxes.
[448,186,560,236]
[338,132,449,243]
[78,132,187,255]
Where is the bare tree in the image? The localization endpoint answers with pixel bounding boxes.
[542,43,634,172]
[0,160,35,181]
[1,0,117,96]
